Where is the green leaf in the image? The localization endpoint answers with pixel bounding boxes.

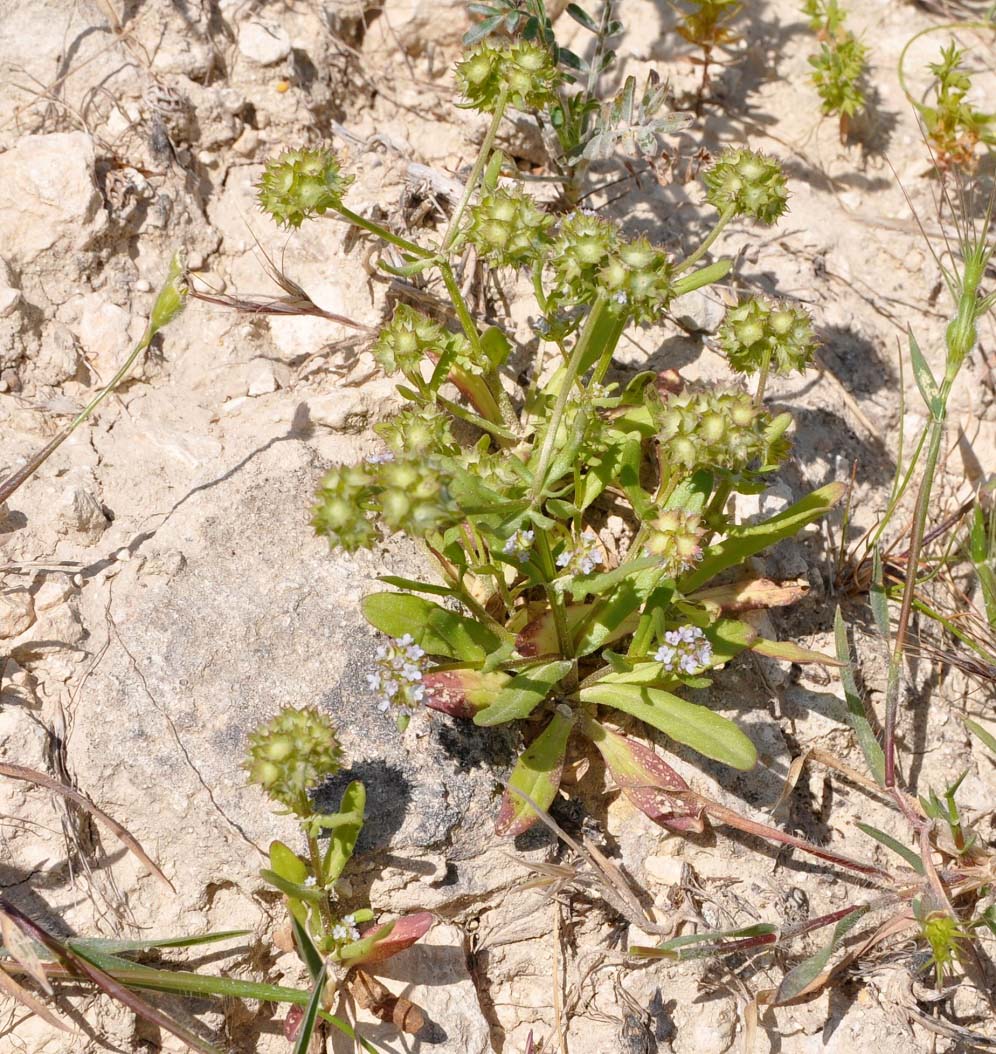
[293,961,327,1054]
[834,607,886,786]
[496,708,575,835]
[856,823,924,874]
[907,326,942,417]
[481,325,512,368]
[338,922,395,963]
[292,916,325,981]
[362,592,499,660]
[567,3,598,31]
[664,469,713,514]
[259,869,326,904]
[632,922,777,960]
[474,660,573,726]
[377,575,454,597]
[774,908,868,1003]
[321,781,365,885]
[579,683,756,770]
[269,840,308,884]
[67,931,249,957]
[870,548,890,639]
[969,506,996,626]
[965,717,996,756]
[681,483,846,593]
[750,637,844,666]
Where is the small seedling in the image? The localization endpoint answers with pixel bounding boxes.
[246,705,433,1043]
[673,0,743,103]
[802,0,869,137]
[899,36,996,174]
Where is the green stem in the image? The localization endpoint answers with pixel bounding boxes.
[306,831,335,937]
[528,293,611,506]
[754,345,773,406]
[673,205,736,274]
[882,383,949,788]
[336,204,431,258]
[535,532,575,667]
[441,90,509,252]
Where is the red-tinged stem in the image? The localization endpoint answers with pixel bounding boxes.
[693,797,893,881]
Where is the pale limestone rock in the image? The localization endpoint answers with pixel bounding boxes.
[238,20,292,66]
[0,590,35,639]
[0,133,105,269]
[246,358,279,396]
[77,296,140,380]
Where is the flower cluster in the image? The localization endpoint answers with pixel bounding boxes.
[656,388,789,473]
[456,42,560,113]
[465,188,553,267]
[703,148,788,225]
[257,148,354,229]
[503,527,535,564]
[557,529,604,576]
[331,914,361,944]
[645,510,704,576]
[312,457,460,552]
[245,706,343,815]
[367,635,428,719]
[718,297,817,376]
[655,625,713,674]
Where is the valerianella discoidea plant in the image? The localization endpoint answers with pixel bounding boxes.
[256,39,844,837]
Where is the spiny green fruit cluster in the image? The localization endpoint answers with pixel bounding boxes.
[704,147,789,224]
[655,388,791,472]
[456,42,561,112]
[718,297,817,376]
[257,148,353,229]
[312,456,460,552]
[465,188,555,266]
[245,706,343,815]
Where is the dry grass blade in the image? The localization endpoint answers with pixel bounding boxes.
[0,763,173,891]
[0,908,53,994]
[0,963,70,1033]
[0,897,220,1054]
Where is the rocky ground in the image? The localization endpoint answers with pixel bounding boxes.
[1,1,994,1052]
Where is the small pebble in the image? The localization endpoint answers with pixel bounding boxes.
[134,279,151,293]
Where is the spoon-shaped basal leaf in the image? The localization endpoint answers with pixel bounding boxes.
[579,682,756,770]
[496,707,575,835]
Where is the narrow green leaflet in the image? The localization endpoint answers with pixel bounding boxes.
[907,326,942,418]
[681,483,846,593]
[377,575,454,598]
[292,961,328,1054]
[321,780,365,885]
[67,931,248,957]
[856,823,924,874]
[834,607,886,786]
[631,923,777,960]
[496,708,575,835]
[474,660,572,726]
[965,717,996,756]
[774,907,868,1004]
[291,916,325,980]
[362,592,500,660]
[869,548,890,639]
[969,506,996,626]
[579,683,756,770]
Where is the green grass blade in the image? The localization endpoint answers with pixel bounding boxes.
[856,823,924,874]
[965,717,996,756]
[67,931,249,956]
[292,962,327,1054]
[834,607,885,786]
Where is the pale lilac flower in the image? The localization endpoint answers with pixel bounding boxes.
[332,913,361,942]
[368,634,427,718]
[654,625,712,674]
[556,529,604,576]
[503,528,535,564]
[365,451,396,465]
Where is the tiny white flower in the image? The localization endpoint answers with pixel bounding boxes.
[655,625,712,674]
